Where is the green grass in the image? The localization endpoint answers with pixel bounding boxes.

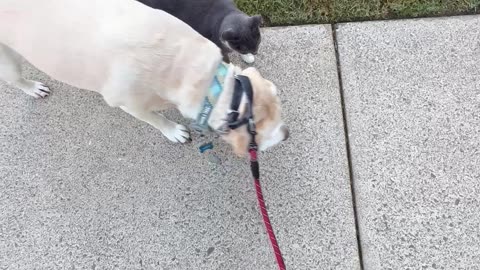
[235,0,480,26]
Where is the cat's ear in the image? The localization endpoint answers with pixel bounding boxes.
[222,29,239,41]
[250,15,263,28]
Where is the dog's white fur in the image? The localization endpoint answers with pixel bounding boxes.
[0,0,287,155]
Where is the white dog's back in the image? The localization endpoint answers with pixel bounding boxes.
[0,0,216,91]
[0,0,289,154]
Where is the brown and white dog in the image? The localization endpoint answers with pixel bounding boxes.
[0,0,288,156]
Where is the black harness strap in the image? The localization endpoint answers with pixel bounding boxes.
[226,75,255,131]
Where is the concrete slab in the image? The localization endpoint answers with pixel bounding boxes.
[337,16,480,270]
[0,25,360,269]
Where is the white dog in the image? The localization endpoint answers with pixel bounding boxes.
[0,0,288,156]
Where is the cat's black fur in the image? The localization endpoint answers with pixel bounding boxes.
[137,0,262,62]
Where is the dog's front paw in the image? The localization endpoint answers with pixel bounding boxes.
[165,124,191,143]
[20,80,51,98]
[241,53,255,64]
[32,81,51,98]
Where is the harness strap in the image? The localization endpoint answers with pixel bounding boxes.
[226,76,254,130]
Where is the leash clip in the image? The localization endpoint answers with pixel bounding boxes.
[248,118,258,152]
[247,118,257,135]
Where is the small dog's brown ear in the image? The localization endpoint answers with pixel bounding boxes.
[225,130,249,157]
[253,105,268,123]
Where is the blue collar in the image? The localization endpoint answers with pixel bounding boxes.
[192,62,229,133]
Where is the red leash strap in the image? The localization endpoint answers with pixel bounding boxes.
[228,76,285,269]
[250,149,286,270]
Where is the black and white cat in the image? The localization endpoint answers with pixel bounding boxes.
[137,0,262,63]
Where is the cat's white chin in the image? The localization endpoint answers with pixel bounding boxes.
[241,53,255,64]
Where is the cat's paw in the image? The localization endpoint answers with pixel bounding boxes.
[241,53,255,64]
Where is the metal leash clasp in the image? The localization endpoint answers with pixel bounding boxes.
[247,118,256,135]
[247,118,258,152]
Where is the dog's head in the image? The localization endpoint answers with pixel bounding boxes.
[221,67,289,157]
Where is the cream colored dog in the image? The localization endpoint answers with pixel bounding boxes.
[0,0,288,156]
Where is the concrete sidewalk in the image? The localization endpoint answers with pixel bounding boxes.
[337,15,480,269]
[1,15,480,270]
[0,26,359,269]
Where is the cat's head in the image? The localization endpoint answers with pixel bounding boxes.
[220,14,262,55]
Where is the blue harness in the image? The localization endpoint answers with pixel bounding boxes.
[191,62,229,133]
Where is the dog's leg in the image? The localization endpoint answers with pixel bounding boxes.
[120,106,191,143]
[101,60,189,143]
[0,43,50,98]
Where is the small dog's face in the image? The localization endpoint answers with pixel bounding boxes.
[222,67,289,157]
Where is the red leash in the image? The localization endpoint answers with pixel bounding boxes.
[224,75,286,269]
[249,148,286,270]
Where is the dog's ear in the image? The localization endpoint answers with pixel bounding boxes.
[250,15,263,28]
[224,129,249,157]
[222,29,239,41]
[253,105,269,124]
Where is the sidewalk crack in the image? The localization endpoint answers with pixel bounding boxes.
[331,23,365,270]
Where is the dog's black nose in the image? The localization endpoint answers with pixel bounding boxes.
[282,126,289,141]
